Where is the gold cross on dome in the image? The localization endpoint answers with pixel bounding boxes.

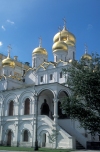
[84,43,88,54]
[63,18,67,27]
[7,45,12,58]
[39,37,42,47]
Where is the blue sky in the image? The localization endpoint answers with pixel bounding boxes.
[0,0,100,66]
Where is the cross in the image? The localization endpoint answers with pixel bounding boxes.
[7,45,12,57]
[39,37,42,47]
[63,18,67,28]
[84,43,88,54]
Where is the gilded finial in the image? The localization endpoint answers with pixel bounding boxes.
[63,18,67,30]
[39,37,42,47]
[84,44,88,54]
[7,45,12,58]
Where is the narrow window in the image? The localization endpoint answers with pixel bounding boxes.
[60,72,62,78]
[24,98,30,115]
[55,56,57,62]
[9,101,14,116]
[65,57,66,62]
[23,70,25,76]
[73,52,75,60]
[50,74,53,80]
[23,130,28,142]
[34,58,36,67]
[41,76,43,82]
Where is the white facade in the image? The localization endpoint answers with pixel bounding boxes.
[0,25,99,149]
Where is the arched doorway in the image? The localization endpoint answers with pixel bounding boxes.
[7,130,12,146]
[23,130,28,142]
[42,133,46,147]
[41,99,49,116]
[58,91,69,119]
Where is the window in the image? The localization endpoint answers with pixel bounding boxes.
[60,72,62,78]
[65,57,66,62]
[9,101,14,116]
[50,74,53,80]
[24,98,30,115]
[41,76,43,82]
[55,56,57,62]
[23,130,28,142]
[73,52,75,60]
[33,58,36,67]
[23,70,25,76]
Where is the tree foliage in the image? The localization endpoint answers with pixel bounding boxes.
[61,53,100,134]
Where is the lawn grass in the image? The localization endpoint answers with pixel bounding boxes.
[0,146,72,152]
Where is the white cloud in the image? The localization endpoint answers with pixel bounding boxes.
[0,41,3,47]
[7,19,14,25]
[87,24,93,30]
[1,25,6,31]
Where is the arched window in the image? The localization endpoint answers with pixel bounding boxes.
[24,98,30,115]
[9,101,14,116]
[60,72,62,78]
[23,130,28,142]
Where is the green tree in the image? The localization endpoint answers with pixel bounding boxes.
[48,129,59,148]
[61,53,100,135]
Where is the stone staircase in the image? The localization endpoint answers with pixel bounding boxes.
[76,140,85,149]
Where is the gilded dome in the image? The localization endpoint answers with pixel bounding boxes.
[52,41,68,52]
[33,47,48,55]
[53,27,76,46]
[81,53,92,60]
[2,57,15,68]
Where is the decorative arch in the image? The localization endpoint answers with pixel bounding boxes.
[39,130,49,147]
[18,91,34,115]
[58,90,70,119]
[21,128,31,142]
[6,129,14,146]
[38,88,55,99]
[19,91,34,105]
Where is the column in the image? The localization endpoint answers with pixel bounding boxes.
[53,97,59,126]
[0,102,3,145]
[32,98,36,147]
[53,97,59,149]
[33,92,38,151]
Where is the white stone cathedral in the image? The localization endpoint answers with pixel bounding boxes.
[0,23,99,149]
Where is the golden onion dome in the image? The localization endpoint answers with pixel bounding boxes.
[52,41,68,52]
[81,53,92,60]
[65,40,75,46]
[33,47,48,55]
[2,56,15,68]
[53,27,76,45]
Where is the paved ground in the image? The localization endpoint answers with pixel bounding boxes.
[0,150,99,152]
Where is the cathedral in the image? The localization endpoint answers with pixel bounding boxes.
[0,22,99,149]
